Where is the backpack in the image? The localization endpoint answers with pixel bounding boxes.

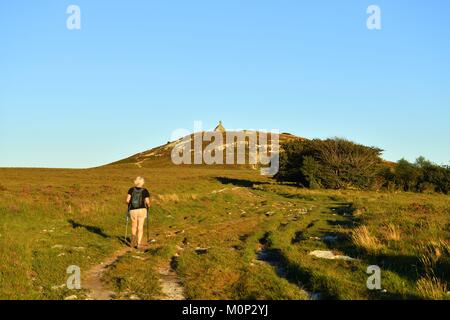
[130,188,145,209]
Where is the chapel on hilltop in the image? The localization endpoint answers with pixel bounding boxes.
[214,121,226,132]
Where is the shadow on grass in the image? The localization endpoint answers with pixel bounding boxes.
[326,219,355,228]
[257,233,339,299]
[215,177,269,188]
[366,253,450,284]
[329,203,356,216]
[257,246,339,299]
[117,236,130,246]
[67,219,110,238]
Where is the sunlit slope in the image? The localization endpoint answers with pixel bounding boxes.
[106,131,301,169]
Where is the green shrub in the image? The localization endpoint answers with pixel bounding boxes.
[277,138,383,190]
[384,157,450,194]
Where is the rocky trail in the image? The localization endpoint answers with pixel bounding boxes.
[154,257,185,300]
[83,247,132,300]
[83,243,185,300]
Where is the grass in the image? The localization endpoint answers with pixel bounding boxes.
[416,276,448,300]
[351,226,383,254]
[384,224,401,242]
[102,250,162,299]
[0,162,449,300]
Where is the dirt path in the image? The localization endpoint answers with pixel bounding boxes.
[83,244,185,300]
[154,245,185,300]
[155,260,185,300]
[83,247,132,300]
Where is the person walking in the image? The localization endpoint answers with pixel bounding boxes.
[126,176,150,249]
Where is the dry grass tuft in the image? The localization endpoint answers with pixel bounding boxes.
[384,223,401,241]
[78,201,104,214]
[416,276,448,300]
[156,193,199,203]
[417,240,448,274]
[353,207,367,216]
[156,194,180,203]
[351,226,383,254]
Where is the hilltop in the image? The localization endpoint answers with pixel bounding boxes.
[107,122,302,169]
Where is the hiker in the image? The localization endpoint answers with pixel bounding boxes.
[126,176,150,249]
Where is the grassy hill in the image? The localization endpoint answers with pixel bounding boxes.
[0,131,448,300]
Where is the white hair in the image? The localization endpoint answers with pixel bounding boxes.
[134,176,145,188]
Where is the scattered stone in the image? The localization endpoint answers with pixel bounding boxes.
[309,250,356,261]
[322,235,339,243]
[129,294,140,300]
[51,284,66,290]
[309,237,321,241]
[73,246,85,251]
[307,291,322,300]
[131,255,145,260]
[57,253,66,257]
[52,244,63,249]
[64,295,78,300]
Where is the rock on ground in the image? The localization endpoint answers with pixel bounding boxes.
[309,250,356,261]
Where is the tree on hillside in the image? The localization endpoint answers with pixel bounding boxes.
[276,138,383,190]
[395,159,420,192]
[382,157,450,194]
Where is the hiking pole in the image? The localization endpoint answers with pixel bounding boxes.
[125,215,129,245]
[146,205,150,243]
[125,204,131,246]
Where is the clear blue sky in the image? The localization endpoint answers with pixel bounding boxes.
[1,0,449,168]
